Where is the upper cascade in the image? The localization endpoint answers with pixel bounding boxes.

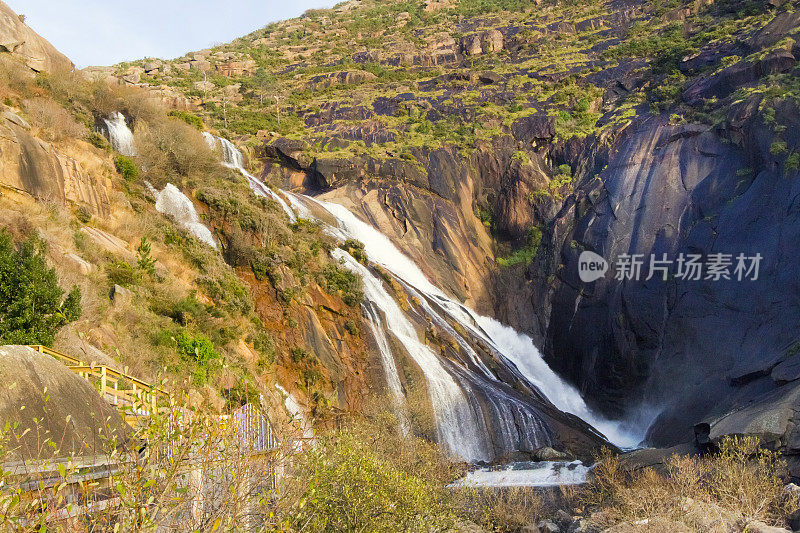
[102,112,136,157]
[148,182,217,249]
[202,133,296,222]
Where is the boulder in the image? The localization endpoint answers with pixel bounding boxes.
[0,1,73,72]
[80,227,132,258]
[556,509,575,530]
[110,284,133,308]
[189,58,212,71]
[537,519,560,533]
[477,71,502,84]
[309,70,377,90]
[511,115,556,142]
[460,29,504,56]
[215,59,257,77]
[748,10,800,52]
[742,521,791,533]
[121,66,143,85]
[535,446,571,461]
[193,80,215,93]
[710,381,800,447]
[788,507,800,532]
[64,252,93,275]
[0,345,129,460]
[684,51,796,105]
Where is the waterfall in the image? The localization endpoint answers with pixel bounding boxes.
[202,133,297,222]
[362,301,411,435]
[198,137,642,456]
[310,198,641,449]
[102,112,136,156]
[147,182,218,249]
[334,249,492,461]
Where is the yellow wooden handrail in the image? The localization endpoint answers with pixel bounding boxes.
[27,346,169,419]
[28,344,83,366]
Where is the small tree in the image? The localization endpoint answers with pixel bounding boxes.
[136,237,156,275]
[0,230,81,346]
[253,68,275,106]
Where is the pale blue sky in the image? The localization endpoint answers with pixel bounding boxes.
[6,0,337,68]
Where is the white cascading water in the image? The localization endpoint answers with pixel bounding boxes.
[103,112,136,156]
[312,199,641,449]
[147,182,218,249]
[450,460,593,488]
[275,384,314,443]
[334,249,491,461]
[361,301,411,435]
[202,133,297,222]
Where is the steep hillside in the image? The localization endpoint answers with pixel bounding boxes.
[0,1,72,72]
[101,0,800,452]
[0,8,379,439]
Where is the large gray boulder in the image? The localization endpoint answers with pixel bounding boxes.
[0,345,130,460]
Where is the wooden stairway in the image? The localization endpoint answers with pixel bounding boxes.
[27,345,169,426]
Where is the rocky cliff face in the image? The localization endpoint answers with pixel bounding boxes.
[0,111,111,217]
[508,9,800,446]
[0,0,72,73]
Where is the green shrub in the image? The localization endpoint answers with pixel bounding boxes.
[341,239,367,264]
[0,230,81,345]
[475,204,494,228]
[75,206,92,224]
[114,155,139,181]
[344,320,359,336]
[167,109,204,130]
[107,260,140,287]
[497,226,543,268]
[321,263,363,307]
[136,237,156,274]
[288,429,455,532]
[175,331,219,385]
[248,328,276,368]
[415,120,433,134]
[88,132,110,151]
[770,141,788,156]
[786,152,800,172]
[291,346,314,364]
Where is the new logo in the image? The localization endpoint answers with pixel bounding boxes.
[578,251,608,283]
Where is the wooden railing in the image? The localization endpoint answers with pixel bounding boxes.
[28,344,82,366]
[10,347,281,523]
[27,345,169,421]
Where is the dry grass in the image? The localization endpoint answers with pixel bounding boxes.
[133,119,219,188]
[584,437,799,531]
[23,97,87,142]
[454,486,543,531]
